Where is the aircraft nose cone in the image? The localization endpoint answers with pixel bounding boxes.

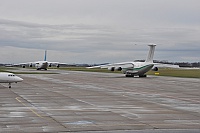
[17,77,23,82]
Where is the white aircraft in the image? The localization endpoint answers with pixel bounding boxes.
[16,50,66,70]
[88,44,159,77]
[0,72,23,88]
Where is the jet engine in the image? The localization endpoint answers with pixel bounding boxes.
[108,67,115,71]
[115,67,122,71]
[152,67,158,71]
[57,64,60,68]
[29,64,33,67]
[108,67,122,71]
[49,64,52,67]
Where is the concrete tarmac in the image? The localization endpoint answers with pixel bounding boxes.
[0,69,199,132]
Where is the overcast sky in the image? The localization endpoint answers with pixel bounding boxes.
[0,0,200,64]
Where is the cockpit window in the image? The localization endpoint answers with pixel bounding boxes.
[8,75,15,77]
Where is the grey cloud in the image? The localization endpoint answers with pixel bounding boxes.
[0,0,200,63]
[0,19,200,63]
[0,19,113,50]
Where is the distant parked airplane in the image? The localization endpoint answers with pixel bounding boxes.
[15,50,66,70]
[0,72,23,88]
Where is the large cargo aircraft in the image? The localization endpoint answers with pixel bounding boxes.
[15,50,66,70]
[88,44,169,77]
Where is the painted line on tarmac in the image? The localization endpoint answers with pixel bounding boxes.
[15,97,50,121]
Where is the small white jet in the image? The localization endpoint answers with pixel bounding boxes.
[88,44,158,77]
[16,50,65,70]
[0,72,23,88]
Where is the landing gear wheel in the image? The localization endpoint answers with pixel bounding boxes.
[9,83,11,88]
[125,74,134,77]
[139,75,147,78]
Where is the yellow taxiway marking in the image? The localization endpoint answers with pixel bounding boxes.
[15,97,50,120]
[15,97,69,129]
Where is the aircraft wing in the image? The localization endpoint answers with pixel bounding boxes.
[48,62,67,67]
[88,62,135,69]
[153,63,180,68]
[48,62,59,65]
[48,62,67,65]
[13,62,36,67]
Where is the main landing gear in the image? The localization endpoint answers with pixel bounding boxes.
[139,75,147,78]
[37,68,47,70]
[125,71,135,77]
[125,74,147,78]
[125,74,134,77]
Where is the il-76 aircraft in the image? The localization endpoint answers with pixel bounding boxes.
[15,50,66,70]
[88,44,177,77]
[0,72,23,88]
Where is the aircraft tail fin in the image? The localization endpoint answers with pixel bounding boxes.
[44,50,47,61]
[145,44,156,63]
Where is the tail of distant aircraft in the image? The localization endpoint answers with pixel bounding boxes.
[145,44,156,63]
[44,50,47,61]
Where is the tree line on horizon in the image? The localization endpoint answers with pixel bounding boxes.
[135,60,200,68]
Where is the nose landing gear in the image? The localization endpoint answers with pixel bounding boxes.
[9,83,11,88]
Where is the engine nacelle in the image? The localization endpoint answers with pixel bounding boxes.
[57,64,60,68]
[29,64,32,67]
[22,65,25,68]
[108,67,115,71]
[49,64,52,67]
[108,67,122,71]
[115,67,122,71]
[152,67,158,71]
